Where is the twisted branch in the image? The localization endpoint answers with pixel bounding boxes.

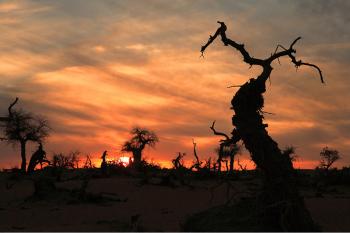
[201,21,264,66]
[201,22,324,83]
[209,121,230,141]
[269,37,324,83]
[0,97,19,122]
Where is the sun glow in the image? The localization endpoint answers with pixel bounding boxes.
[118,156,132,166]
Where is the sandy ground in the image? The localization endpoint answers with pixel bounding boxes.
[0,174,349,231]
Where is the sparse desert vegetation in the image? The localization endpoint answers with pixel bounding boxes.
[0,1,349,231]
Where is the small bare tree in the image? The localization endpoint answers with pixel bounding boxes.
[190,139,203,171]
[172,152,186,169]
[210,121,240,173]
[83,154,95,169]
[122,127,158,168]
[51,151,80,169]
[319,147,340,171]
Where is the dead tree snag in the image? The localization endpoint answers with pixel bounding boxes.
[201,21,323,231]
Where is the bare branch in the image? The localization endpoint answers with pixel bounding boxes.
[227,85,243,88]
[289,57,324,83]
[192,139,201,165]
[0,97,19,122]
[8,97,18,118]
[209,121,230,141]
[237,158,247,171]
[201,21,264,66]
[202,22,324,84]
[267,37,324,83]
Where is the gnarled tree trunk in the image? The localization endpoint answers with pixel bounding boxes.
[230,69,315,231]
[201,21,323,231]
[132,149,142,168]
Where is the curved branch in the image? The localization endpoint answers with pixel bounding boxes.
[210,121,230,141]
[267,38,324,83]
[0,97,19,122]
[201,21,264,66]
[288,55,324,83]
[8,97,18,119]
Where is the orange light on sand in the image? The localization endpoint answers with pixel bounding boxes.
[118,156,132,167]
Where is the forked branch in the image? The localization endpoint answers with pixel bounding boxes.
[201,22,324,83]
[210,121,230,141]
[269,37,324,83]
[201,21,264,66]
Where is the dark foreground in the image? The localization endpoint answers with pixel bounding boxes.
[0,168,349,231]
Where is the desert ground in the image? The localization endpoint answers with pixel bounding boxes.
[0,169,349,232]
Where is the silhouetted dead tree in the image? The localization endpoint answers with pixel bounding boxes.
[190,139,203,171]
[83,155,94,169]
[210,121,240,173]
[172,152,186,169]
[201,21,323,231]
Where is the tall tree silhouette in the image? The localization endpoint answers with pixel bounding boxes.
[1,98,50,173]
[201,21,323,231]
[122,127,158,168]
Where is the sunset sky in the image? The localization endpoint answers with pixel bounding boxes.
[0,0,349,169]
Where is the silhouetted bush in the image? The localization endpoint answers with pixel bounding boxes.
[314,166,350,186]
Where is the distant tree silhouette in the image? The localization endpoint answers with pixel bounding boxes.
[1,98,50,173]
[282,146,298,162]
[201,21,323,231]
[319,146,340,170]
[214,147,223,172]
[225,144,241,173]
[122,127,158,168]
[172,152,186,169]
[83,154,95,169]
[27,142,50,173]
[190,139,203,171]
[203,157,212,171]
[101,150,108,175]
[51,151,80,169]
[210,121,240,173]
